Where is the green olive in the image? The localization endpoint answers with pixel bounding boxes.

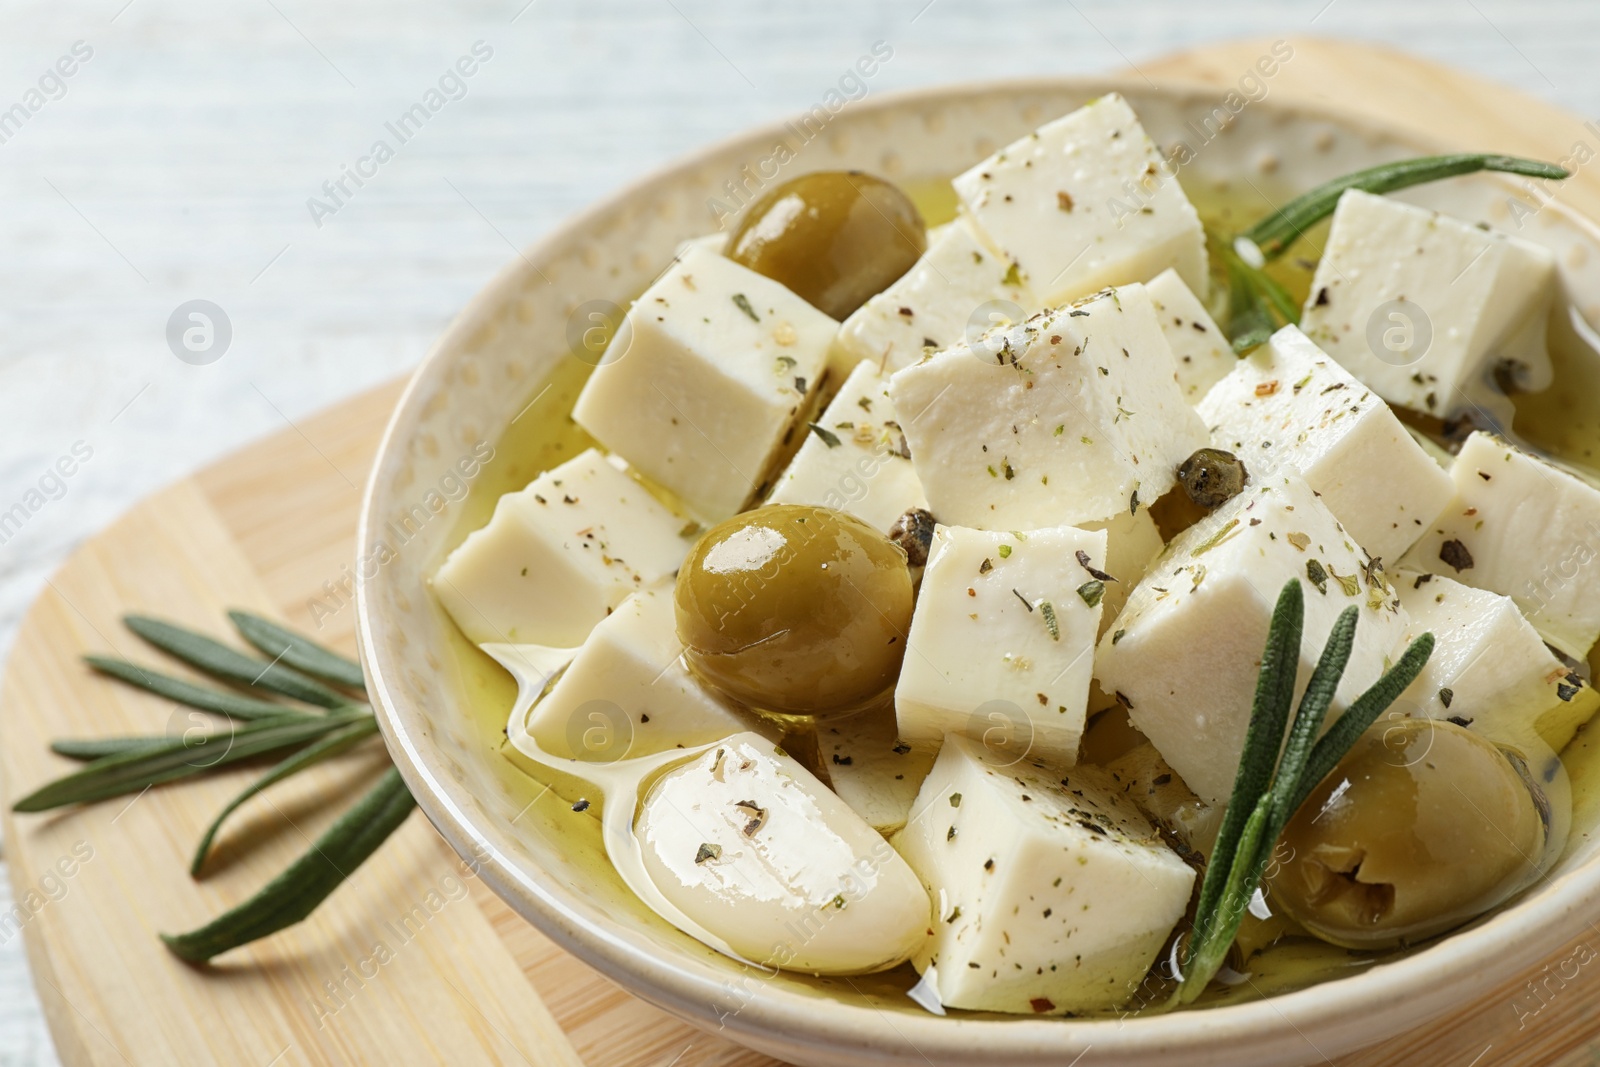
[1270,719,1547,950]
[675,505,912,718]
[727,171,927,320]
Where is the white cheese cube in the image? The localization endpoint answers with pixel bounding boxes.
[896,524,1109,767]
[889,283,1209,529]
[1146,267,1234,403]
[818,709,939,836]
[1299,189,1557,419]
[1400,431,1600,660]
[524,582,756,760]
[1394,571,1599,754]
[1082,507,1165,638]
[894,736,1195,1014]
[1197,325,1454,563]
[952,93,1207,307]
[766,361,927,533]
[1103,742,1221,864]
[433,448,691,647]
[674,232,725,258]
[836,217,1033,375]
[636,733,929,975]
[573,244,837,522]
[1094,472,1413,804]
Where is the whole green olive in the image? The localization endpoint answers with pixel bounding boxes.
[727,171,927,320]
[1270,718,1548,950]
[674,505,912,718]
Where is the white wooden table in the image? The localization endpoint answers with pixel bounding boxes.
[2,2,1596,1062]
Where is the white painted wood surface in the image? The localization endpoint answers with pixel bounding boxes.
[1,2,1598,1063]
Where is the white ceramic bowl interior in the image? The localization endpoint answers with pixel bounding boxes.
[356,76,1600,1067]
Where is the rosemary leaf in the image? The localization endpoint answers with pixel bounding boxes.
[1265,605,1359,832]
[51,736,172,761]
[124,615,349,709]
[228,610,366,691]
[1243,153,1569,260]
[162,766,415,963]
[85,656,310,722]
[191,717,380,876]
[12,711,369,812]
[1223,251,1278,354]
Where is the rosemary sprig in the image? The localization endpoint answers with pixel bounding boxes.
[14,611,412,962]
[1241,153,1570,260]
[1174,580,1434,1003]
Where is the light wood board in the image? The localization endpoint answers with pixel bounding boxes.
[5,36,1600,1067]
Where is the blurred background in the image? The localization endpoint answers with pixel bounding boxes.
[0,1,1595,1061]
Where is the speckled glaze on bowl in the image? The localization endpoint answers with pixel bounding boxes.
[356,76,1600,1066]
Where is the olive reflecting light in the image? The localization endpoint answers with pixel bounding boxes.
[727,171,927,320]
[1270,719,1548,950]
[674,505,913,718]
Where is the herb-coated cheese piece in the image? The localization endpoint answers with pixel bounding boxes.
[836,217,1033,375]
[952,93,1207,307]
[1146,267,1234,403]
[1094,472,1413,804]
[1400,431,1600,660]
[893,736,1195,1015]
[1103,742,1221,864]
[572,244,837,523]
[636,733,929,975]
[818,710,940,836]
[1393,570,1599,755]
[1082,507,1165,639]
[889,283,1208,529]
[524,582,756,760]
[433,448,692,647]
[1298,189,1556,420]
[1197,325,1454,563]
[766,361,927,533]
[895,524,1109,767]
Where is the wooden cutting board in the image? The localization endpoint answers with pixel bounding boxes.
[7,36,1600,1067]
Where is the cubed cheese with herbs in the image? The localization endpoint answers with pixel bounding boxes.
[524,582,755,760]
[1197,325,1454,563]
[432,448,692,647]
[818,710,940,836]
[636,733,930,975]
[572,244,837,522]
[894,736,1195,1015]
[836,218,1033,375]
[766,361,927,533]
[1401,431,1600,660]
[952,93,1207,307]
[1082,507,1165,638]
[1094,472,1413,804]
[1146,267,1234,403]
[1298,189,1556,420]
[889,283,1208,529]
[1394,570,1599,755]
[896,524,1109,766]
[1103,742,1221,865]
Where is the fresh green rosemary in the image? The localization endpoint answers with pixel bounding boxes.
[12,612,412,963]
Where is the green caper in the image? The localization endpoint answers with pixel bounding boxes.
[727,171,926,319]
[1270,719,1547,950]
[886,507,936,568]
[674,504,913,718]
[1177,448,1249,509]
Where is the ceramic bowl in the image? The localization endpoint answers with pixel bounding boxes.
[355,75,1600,1066]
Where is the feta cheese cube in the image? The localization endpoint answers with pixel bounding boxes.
[1103,742,1221,863]
[1094,472,1413,804]
[1400,431,1600,660]
[836,217,1033,374]
[1394,571,1599,754]
[952,93,1207,307]
[894,736,1195,1014]
[1299,189,1557,419]
[1197,325,1454,563]
[895,524,1109,766]
[637,733,930,975]
[573,244,837,522]
[1146,267,1234,402]
[523,582,756,760]
[1082,507,1165,638]
[889,283,1209,529]
[766,361,927,533]
[818,709,939,835]
[433,448,691,647]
